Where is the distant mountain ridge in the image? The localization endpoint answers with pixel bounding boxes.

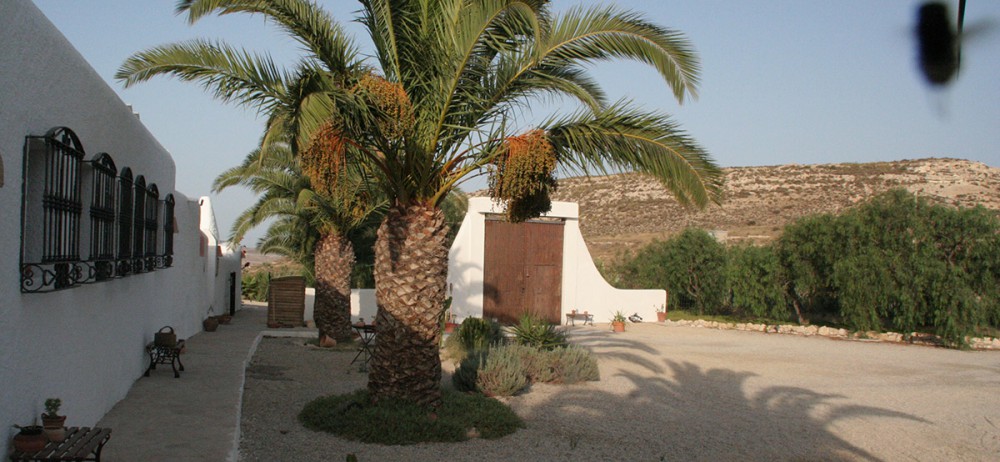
[482,158,1000,263]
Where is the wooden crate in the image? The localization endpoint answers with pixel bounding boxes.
[267,276,306,327]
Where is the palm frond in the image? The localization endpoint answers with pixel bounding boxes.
[543,101,723,208]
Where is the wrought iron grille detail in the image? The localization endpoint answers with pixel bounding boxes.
[144,183,159,271]
[132,175,146,273]
[89,153,117,281]
[41,127,84,264]
[159,194,175,268]
[116,168,134,276]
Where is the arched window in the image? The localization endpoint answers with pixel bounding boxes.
[132,175,146,272]
[89,153,117,280]
[20,127,85,292]
[116,167,134,276]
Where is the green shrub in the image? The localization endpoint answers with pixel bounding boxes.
[456,317,504,352]
[511,314,568,350]
[615,228,728,315]
[548,346,600,384]
[299,389,523,444]
[241,271,271,301]
[475,345,528,397]
[726,244,791,322]
[451,351,484,393]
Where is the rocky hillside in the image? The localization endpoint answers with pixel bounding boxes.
[537,158,1000,263]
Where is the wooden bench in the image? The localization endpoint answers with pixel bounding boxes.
[565,311,594,326]
[9,427,111,462]
[145,339,185,378]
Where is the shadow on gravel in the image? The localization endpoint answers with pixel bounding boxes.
[546,334,930,461]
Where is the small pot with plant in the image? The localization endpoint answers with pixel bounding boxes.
[11,423,47,453]
[611,311,627,333]
[41,398,66,442]
[203,306,219,332]
[442,297,458,333]
[656,304,667,322]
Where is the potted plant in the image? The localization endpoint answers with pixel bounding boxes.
[442,297,458,333]
[203,306,219,332]
[11,423,46,453]
[41,398,66,442]
[656,304,667,322]
[611,311,627,332]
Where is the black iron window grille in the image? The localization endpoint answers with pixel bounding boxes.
[159,194,175,268]
[116,167,134,276]
[20,127,86,292]
[89,153,117,281]
[20,127,176,293]
[132,175,146,273]
[143,183,159,271]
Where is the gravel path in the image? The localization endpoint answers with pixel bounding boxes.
[239,323,1000,461]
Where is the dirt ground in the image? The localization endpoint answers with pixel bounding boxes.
[240,323,1000,461]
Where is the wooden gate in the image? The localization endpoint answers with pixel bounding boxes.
[483,219,564,324]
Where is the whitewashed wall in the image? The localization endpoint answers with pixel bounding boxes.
[0,1,236,454]
[447,197,666,325]
[303,288,377,324]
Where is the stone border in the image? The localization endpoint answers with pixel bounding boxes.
[662,319,1000,350]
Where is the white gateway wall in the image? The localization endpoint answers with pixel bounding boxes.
[448,197,666,324]
[0,1,234,453]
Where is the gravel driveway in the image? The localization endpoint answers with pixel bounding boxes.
[240,323,1000,461]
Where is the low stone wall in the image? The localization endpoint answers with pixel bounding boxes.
[662,319,1000,350]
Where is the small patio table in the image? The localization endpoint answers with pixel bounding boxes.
[351,324,376,372]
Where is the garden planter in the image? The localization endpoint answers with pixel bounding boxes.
[12,426,46,453]
[444,322,458,334]
[612,321,626,333]
[656,312,667,322]
[42,415,66,442]
[203,317,219,332]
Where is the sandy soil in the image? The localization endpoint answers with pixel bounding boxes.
[239,323,1000,461]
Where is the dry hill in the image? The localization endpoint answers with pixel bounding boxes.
[535,158,1000,263]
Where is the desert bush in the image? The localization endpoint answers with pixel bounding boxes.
[446,318,504,361]
[474,345,528,397]
[616,228,727,315]
[511,314,568,350]
[547,346,600,384]
[726,244,791,322]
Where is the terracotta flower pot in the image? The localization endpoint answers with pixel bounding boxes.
[13,426,47,453]
[42,415,66,442]
[612,321,626,333]
[656,312,667,322]
[203,317,219,332]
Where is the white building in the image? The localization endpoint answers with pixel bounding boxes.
[1,1,240,454]
[447,197,666,325]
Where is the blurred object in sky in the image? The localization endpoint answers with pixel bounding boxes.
[916,0,996,88]
[916,2,960,86]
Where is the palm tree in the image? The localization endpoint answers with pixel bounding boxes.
[212,142,382,343]
[119,0,724,408]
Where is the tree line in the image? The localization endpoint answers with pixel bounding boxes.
[610,189,1000,348]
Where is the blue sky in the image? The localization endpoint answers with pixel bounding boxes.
[32,0,1000,245]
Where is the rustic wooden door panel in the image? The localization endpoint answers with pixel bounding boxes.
[484,219,563,325]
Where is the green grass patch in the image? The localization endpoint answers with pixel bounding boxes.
[299,389,523,444]
[665,309,738,323]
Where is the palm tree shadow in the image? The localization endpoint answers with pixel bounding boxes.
[515,335,929,461]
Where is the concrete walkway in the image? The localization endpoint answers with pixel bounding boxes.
[95,305,312,461]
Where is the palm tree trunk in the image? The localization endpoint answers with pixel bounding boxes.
[369,205,449,408]
[314,232,355,343]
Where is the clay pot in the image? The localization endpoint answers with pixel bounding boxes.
[13,426,47,453]
[42,415,66,442]
[612,321,626,333]
[203,317,219,332]
[656,312,667,322]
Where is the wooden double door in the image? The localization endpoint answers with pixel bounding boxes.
[483,219,564,325]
